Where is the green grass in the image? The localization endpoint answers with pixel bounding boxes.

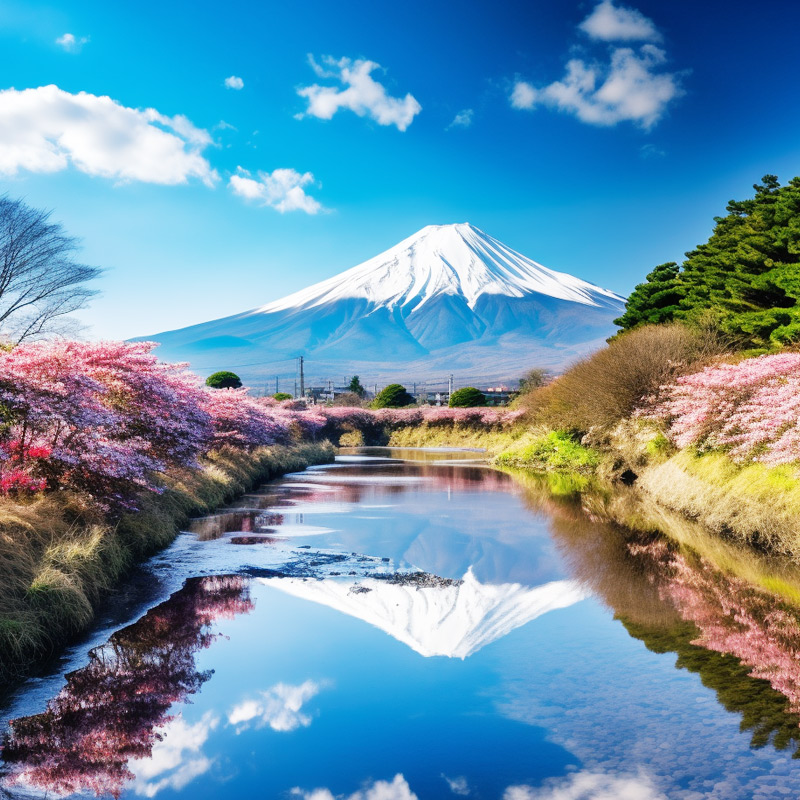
[645,432,673,459]
[497,431,600,472]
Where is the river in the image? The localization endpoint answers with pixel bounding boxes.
[2,448,800,799]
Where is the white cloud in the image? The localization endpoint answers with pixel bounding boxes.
[511,44,681,129]
[639,142,665,159]
[447,109,474,130]
[130,712,219,798]
[229,167,323,214]
[442,774,470,795]
[511,82,538,110]
[291,774,418,800]
[297,55,421,131]
[579,0,661,42]
[228,679,324,730]
[224,75,244,90]
[511,1,680,129]
[503,770,668,800]
[0,85,218,185]
[55,32,88,52]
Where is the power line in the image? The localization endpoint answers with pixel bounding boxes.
[192,356,300,371]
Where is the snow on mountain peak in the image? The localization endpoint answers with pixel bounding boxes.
[258,569,587,659]
[255,223,623,316]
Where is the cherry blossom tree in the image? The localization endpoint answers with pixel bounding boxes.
[0,341,211,505]
[199,388,292,450]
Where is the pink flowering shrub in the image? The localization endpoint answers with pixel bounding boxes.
[321,404,518,429]
[315,406,388,444]
[199,388,291,450]
[646,352,800,465]
[0,341,212,504]
[313,404,521,445]
[277,408,326,440]
[0,341,326,508]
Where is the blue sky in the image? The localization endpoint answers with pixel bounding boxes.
[0,0,799,340]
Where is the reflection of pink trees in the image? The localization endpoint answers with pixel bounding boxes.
[633,540,800,715]
[1,575,252,798]
[286,464,516,507]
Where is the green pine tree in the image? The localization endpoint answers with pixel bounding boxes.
[613,262,684,329]
[615,175,800,349]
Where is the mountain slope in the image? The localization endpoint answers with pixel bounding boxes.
[258,570,587,659]
[142,223,625,385]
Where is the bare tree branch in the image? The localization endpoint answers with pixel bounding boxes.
[0,196,102,343]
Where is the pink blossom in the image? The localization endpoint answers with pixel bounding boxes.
[0,341,325,508]
[644,353,800,465]
[199,388,291,450]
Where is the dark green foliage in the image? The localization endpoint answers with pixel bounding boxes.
[273,392,292,401]
[614,263,684,330]
[347,375,366,398]
[371,383,415,409]
[205,371,242,389]
[448,387,486,407]
[616,175,800,348]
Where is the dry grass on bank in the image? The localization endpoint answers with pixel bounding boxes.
[516,323,732,433]
[387,422,531,454]
[0,442,333,680]
[635,450,800,557]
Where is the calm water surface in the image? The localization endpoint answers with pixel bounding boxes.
[3,448,800,799]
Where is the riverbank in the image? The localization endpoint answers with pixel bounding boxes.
[344,327,800,562]
[361,405,800,566]
[0,441,334,682]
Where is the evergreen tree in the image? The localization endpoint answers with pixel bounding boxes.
[347,375,366,397]
[613,263,683,329]
[449,387,486,407]
[371,383,415,409]
[205,371,242,389]
[615,175,800,348]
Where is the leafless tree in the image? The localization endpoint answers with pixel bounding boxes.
[0,196,101,343]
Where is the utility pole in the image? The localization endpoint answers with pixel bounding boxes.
[275,376,279,394]
[299,356,305,399]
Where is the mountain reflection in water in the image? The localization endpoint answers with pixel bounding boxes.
[259,569,587,659]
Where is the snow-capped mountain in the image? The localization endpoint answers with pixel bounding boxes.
[258,569,587,659]
[143,223,625,384]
